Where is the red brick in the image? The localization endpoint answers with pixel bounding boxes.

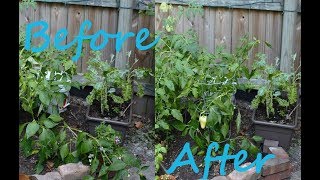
[263,140,279,153]
[262,158,290,176]
[227,162,261,180]
[267,147,289,159]
[261,166,292,180]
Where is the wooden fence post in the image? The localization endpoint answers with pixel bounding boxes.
[280,0,298,73]
[115,0,134,69]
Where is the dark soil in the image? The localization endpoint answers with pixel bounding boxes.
[161,131,234,179]
[19,95,155,179]
[19,96,90,175]
[254,104,297,125]
[88,99,131,122]
[159,94,300,179]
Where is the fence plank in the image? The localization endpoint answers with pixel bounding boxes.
[231,9,249,52]
[82,6,103,73]
[155,0,286,12]
[293,13,301,71]
[67,5,84,72]
[280,0,298,73]
[265,11,282,66]
[248,10,266,67]
[115,0,134,69]
[101,8,118,65]
[50,3,68,44]
[214,8,232,53]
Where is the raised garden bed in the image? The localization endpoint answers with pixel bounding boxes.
[252,101,300,150]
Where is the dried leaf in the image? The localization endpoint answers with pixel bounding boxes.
[19,174,30,180]
[159,174,176,180]
[135,121,143,129]
[46,161,54,170]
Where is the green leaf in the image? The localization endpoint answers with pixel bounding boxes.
[98,164,107,177]
[26,120,39,139]
[171,109,183,121]
[240,139,251,150]
[39,128,55,143]
[189,128,195,139]
[197,150,205,156]
[108,160,127,171]
[194,134,205,149]
[221,122,229,138]
[252,135,263,142]
[83,175,95,180]
[191,146,198,155]
[59,130,67,143]
[177,87,190,98]
[181,127,188,136]
[64,60,74,71]
[141,165,149,171]
[81,139,93,154]
[43,119,58,129]
[192,88,198,98]
[236,110,241,134]
[35,163,44,174]
[164,79,175,91]
[171,120,187,131]
[212,132,221,142]
[39,91,50,106]
[122,153,141,167]
[249,144,259,157]
[157,120,169,130]
[90,157,99,174]
[48,114,63,122]
[264,41,272,49]
[19,123,27,137]
[60,143,69,161]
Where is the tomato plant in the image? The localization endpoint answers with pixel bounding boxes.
[155,3,261,155]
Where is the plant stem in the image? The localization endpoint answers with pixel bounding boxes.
[68,126,112,164]
[287,102,300,119]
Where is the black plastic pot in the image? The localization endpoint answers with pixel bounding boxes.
[235,89,258,102]
[70,86,93,99]
[85,99,133,139]
[251,101,299,150]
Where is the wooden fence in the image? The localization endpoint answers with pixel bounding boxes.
[19,0,155,74]
[19,0,155,118]
[155,0,301,72]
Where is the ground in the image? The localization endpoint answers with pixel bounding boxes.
[159,97,301,180]
[19,95,155,179]
[19,95,301,179]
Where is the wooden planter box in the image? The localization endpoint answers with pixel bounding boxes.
[251,101,299,150]
[85,99,133,139]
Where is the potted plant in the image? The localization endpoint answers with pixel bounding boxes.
[249,55,301,150]
[84,51,151,135]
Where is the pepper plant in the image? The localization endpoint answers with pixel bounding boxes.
[84,51,151,115]
[155,3,262,155]
[250,54,301,118]
[19,25,145,178]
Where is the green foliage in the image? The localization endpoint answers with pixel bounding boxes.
[155,3,261,153]
[19,26,77,117]
[19,0,37,11]
[84,51,151,115]
[20,119,144,178]
[19,26,145,178]
[155,143,167,178]
[249,54,301,118]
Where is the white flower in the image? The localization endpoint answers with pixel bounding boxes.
[45,71,51,80]
[99,147,104,152]
[159,2,172,12]
[88,154,94,159]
